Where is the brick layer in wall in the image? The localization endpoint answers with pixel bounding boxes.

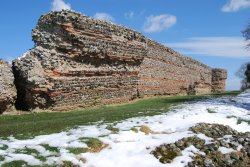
[138,40,212,97]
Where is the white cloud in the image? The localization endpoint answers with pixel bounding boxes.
[93,13,115,22]
[51,0,71,11]
[124,11,134,19]
[167,36,250,58]
[222,0,250,12]
[143,14,177,33]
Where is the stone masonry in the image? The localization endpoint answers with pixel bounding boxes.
[11,10,227,111]
[0,59,16,113]
[211,69,227,93]
[139,40,213,97]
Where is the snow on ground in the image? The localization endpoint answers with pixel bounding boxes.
[0,93,249,167]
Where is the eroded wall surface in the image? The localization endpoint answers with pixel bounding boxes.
[13,11,146,110]
[12,10,227,111]
[211,69,227,93]
[0,59,16,113]
[139,40,212,97]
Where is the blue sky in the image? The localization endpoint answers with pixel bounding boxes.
[0,0,249,90]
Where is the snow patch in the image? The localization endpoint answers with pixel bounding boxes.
[218,147,235,154]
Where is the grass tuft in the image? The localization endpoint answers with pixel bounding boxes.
[80,137,108,153]
[0,155,4,161]
[2,161,29,167]
[140,125,154,135]
[41,144,59,153]
[15,148,47,162]
[0,144,8,150]
[67,147,88,154]
[206,108,217,113]
[60,161,76,167]
[79,157,87,163]
[131,127,139,133]
[106,125,119,134]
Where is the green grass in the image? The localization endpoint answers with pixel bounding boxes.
[41,144,59,153]
[14,148,47,162]
[106,125,119,134]
[67,147,88,154]
[0,144,8,150]
[0,155,4,161]
[2,161,31,167]
[83,137,108,152]
[61,161,74,167]
[130,127,139,133]
[211,91,241,96]
[0,92,240,139]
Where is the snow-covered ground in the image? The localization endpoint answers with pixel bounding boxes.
[0,93,249,167]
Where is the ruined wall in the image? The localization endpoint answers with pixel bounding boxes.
[0,60,16,113]
[139,40,212,97]
[211,69,227,93]
[12,10,227,111]
[13,10,146,111]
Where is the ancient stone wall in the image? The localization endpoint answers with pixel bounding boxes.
[13,10,146,111]
[11,10,227,111]
[138,40,212,97]
[211,69,227,93]
[0,59,16,113]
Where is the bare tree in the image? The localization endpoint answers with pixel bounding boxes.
[238,22,250,90]
[242,22,250,48]
[246,64,250,83]
[236,63,250,90]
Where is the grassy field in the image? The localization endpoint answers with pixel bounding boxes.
[0,91,240,139]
